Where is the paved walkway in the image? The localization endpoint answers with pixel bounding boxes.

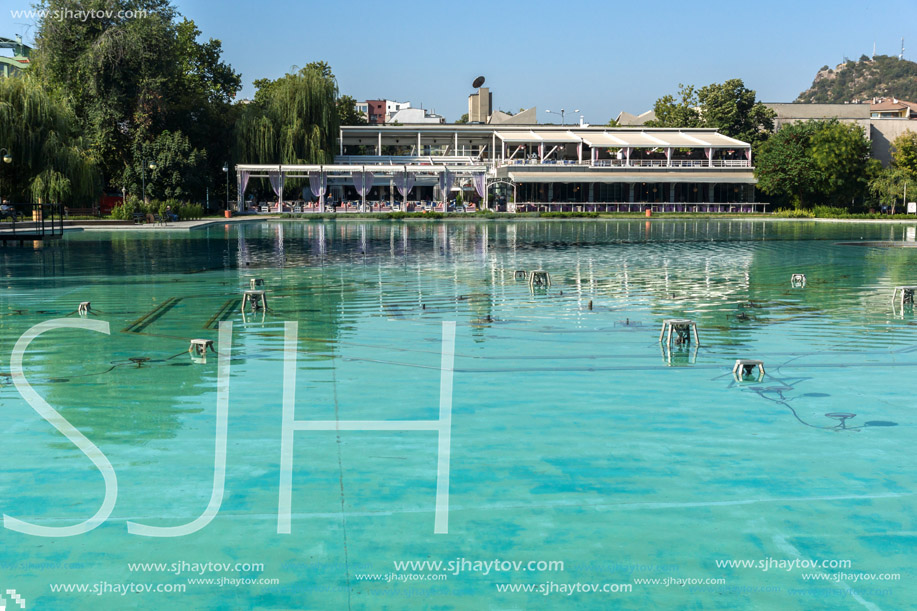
[65,216,265,232]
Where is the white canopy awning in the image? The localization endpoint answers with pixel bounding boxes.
[574,131,750,149]
[532,131,582,143]
[495,131,542,143]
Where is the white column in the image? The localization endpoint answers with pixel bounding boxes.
[577,143,583,164]
[377,131,382,155]
[418,132,422,156]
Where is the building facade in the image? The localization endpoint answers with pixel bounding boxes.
[468,87,492,123]
[765,101,917,166]
[0,35,30,78]
[235,125,761,212]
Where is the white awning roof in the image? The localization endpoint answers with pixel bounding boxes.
[495,131,542,143]
[532,131,582,143]
[573,131,750,149]
[578,132,630,147]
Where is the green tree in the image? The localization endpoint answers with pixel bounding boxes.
[645,84,701,129]
[305,61,334,80]
[337,94,367,125]
[754,121,818,207]
[808,120,873,204]
[0,76,100,204]
[455,113,469,124]
[646,79,774,148]
[696,79,774,147]
[31,0,240,199]
[869,167,911,213]
[235,66,339,167]
[890,131,917,177]
[124,130,207,201]
[756,119,874,208]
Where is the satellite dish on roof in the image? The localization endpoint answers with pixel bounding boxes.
[472,76,485,89]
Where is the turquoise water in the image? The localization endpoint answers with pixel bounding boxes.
[0,219,915,610]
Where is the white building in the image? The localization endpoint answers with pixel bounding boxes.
[388,107,445,124]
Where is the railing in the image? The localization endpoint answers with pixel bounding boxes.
[500,159,584,166]
[491,158,752,169]
[0,203,65,241]
[248,200,478,213]
[334,155,479,165]
[511,202,769,213]
[333,156,753,170]
[592,159,750,168]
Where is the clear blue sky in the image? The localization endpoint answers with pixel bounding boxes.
[4,0,916,122]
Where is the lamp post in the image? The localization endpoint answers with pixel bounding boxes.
[142,160,157,203]
[222,163,229,211]
[0,148,11,206]
[545,108,579,126]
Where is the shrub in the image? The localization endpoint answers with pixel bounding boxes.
[181,203,203,220]
[540,211,600,218]
[773,208,815,218]
[110,195,143,219]
[812,206,848,217]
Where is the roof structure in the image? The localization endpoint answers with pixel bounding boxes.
[339,125,752,150]
[870,98,917,117]
[615,110,656,126]
[764,102,870,119]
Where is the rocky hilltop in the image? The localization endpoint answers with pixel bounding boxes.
[796,55,917,103]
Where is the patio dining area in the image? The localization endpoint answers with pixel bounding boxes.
[235,163,489,213]
[245,199,479,214]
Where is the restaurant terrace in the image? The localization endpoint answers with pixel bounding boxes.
[235,125,764,213]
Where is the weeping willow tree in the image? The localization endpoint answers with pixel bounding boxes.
[235,66,339,167]
[0,76,100,204]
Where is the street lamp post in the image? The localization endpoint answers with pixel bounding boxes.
[222,163,229,211]
[141,160,157,203]
[0,148,11,206]
[545,108,579,126]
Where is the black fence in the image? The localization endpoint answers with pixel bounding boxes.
[0,203,65,241]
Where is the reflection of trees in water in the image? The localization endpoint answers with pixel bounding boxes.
[3,329,208,445]
[3,220,912,445]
